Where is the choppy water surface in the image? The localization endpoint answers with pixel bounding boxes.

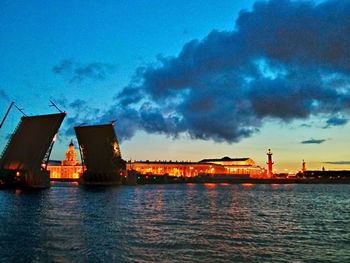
[0,183,349,262]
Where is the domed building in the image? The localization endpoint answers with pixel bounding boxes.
[48,140,83,180]
[62,139,78,166]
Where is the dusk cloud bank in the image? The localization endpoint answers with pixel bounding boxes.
[301,138,326,144]
[53,60,117,83]
[324,116,348,128]
[323,161,350,165]
[64,0,350,142]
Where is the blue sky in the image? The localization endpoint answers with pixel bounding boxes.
[1,0,350,172]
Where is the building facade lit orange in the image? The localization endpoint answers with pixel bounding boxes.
[47,140,83,179]
[127,157,265,178]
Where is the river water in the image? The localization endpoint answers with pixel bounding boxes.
[0,183,349,262]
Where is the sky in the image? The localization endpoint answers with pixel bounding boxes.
[1,0,350,173]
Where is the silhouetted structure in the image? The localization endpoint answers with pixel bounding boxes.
[0,101,15,129]
[267,149,274,178]
[302,159,306,172]
[0,113,66,188]
[74,124,125,185]
[297,170,350,180]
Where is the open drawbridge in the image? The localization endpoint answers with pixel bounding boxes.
[74,124,125,185]
[0,113,66,188]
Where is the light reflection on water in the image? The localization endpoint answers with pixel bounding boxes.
[0,183,349,262]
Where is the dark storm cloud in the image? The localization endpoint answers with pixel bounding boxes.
[323,161,350,165]
[53,96,68,109]
[61,99,101,137]
[301,138,326,144]
[99,107,141,141]
[69,99,87,110]
[52,59,73,75]
[62,104,141,141]
[53,59,117,83]
[59,98,141,142]
[324,116,348,128]
[116,86,144,106]
[67,0,350,143]
[300,123,312,128]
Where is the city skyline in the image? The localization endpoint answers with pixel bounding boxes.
[1,0,350,172]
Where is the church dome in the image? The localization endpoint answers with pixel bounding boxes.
[62,139,78,166]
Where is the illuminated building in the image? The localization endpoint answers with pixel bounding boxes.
[127,156,264,178]
[47,140,83,179]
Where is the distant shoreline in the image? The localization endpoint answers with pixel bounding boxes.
[48,177,350,185]
[186,177,350,184]
[3,177,350,189]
